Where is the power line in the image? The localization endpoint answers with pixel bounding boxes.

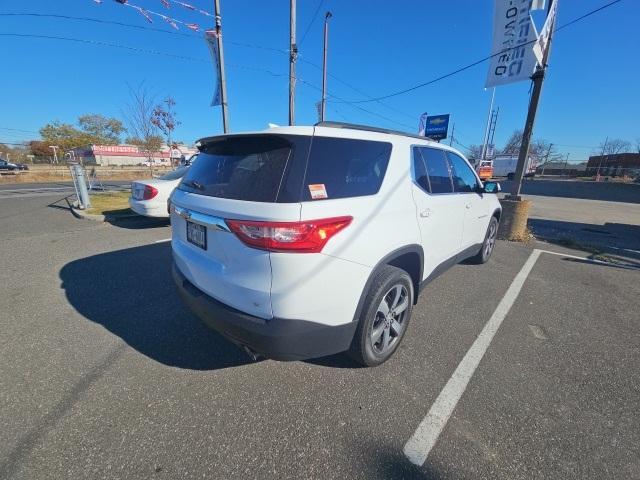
[0,13,291,55]
[0,32,414,130]
[298,0,325,47]
[331,0,623,104]
[1,12,418,124]
[1,11,419,126]
[0,33,209,62]
[0,126,39,133]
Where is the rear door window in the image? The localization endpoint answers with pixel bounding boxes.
[417,147,453,194]
[302,137,391,201]
[178,135,310,203]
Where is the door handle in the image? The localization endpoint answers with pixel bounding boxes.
[420,209,431,218]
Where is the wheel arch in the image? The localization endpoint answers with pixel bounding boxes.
[352,245,424,324]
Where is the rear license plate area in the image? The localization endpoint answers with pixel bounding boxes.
[186,221,207,250]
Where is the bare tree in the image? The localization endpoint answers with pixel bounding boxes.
[635,138,640,154]
[598,138,631,155]
[465,144,484,161]
[123,84,162,163]
[501,129,561,160]
[151,97,181,166]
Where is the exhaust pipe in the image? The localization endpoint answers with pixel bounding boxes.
[243,346,260,362]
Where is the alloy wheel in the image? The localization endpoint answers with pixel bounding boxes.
[370,284,409,355]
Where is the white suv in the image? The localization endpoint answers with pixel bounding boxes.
[170,122,502,366]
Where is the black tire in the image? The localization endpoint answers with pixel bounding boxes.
[468,216,499,264]
[349,265,414,367]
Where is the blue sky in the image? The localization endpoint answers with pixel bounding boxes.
[0,0,638,161]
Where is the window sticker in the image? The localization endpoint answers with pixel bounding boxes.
[308,184,328,200]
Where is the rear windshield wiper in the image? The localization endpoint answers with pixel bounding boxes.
[183,180,204,190]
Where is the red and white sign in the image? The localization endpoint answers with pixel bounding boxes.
[91,145,171,158]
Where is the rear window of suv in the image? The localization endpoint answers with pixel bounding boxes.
[178,135,310,203]
[178,133,391,202]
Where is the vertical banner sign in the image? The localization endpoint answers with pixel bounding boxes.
[533,0,558,64]
[485,0,539,88]
[205,30,222,107]
[418,112,428,136]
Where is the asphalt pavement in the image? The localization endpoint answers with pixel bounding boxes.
[0,191,638,479]
[0,181,131,200]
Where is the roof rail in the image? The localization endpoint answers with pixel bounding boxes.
[315,121,435,142]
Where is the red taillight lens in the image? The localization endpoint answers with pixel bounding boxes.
[143,185,158,200]
[226,216,353,253]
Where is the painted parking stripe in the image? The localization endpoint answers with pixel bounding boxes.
[154,238,172,243]
[403,249,542,466]
[403,247,623,465]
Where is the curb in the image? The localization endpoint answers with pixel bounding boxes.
[71,205,139,223]
[71,206,106,222]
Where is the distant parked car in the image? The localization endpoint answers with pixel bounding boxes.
[0,159,19,172]
[129,166,189,218]
[15,163,30,171]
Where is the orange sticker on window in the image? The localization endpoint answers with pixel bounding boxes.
[308,184,328,200]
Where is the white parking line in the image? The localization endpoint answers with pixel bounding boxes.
[404,249,548,466]
[154,238,171,243]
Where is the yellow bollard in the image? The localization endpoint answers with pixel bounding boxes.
[497,198,531,241]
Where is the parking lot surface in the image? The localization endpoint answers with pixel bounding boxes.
[1,192,638,479]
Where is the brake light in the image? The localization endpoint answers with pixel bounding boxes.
[143,185,158,200]
[226,216,352,253]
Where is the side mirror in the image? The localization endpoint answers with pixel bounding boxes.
[483,181,501,194]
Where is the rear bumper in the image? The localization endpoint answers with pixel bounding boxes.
[172,263,357,361]
[129,198,169,218]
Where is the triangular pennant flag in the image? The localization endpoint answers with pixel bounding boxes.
[186,23,200,32]
[135,7,153,23]
[176,1,196,10]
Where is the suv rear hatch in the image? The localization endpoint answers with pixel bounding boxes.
[170,132,312,319]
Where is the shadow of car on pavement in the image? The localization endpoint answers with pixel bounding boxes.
[59,242,252,371]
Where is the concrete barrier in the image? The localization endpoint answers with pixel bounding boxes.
[500,179,640,204]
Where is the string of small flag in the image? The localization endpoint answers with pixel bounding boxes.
[92,0,217,33]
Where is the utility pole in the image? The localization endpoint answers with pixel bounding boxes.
[540,142,553,176]
[449,123,455,146]
[320,11,332,123]
[507,0,556,199]
[214,0,230,133]
[596,136,608,177]
[480,88,496,161]
[288,0,297,126]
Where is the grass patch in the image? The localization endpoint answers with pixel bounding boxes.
[86,191,132,217]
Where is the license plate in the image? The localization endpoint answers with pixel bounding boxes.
[186,221,207,250]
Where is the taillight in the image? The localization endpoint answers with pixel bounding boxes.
[226,216,353,253]
[143,185,158,200]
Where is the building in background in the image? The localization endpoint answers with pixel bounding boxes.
[586,153,640,177]
[69,144,198,166]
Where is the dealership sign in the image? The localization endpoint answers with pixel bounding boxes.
[485,0,545,88]
[424,114,450,141]
[91,145,171,158]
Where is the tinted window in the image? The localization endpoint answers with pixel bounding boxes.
[420,147,453,194]
[447,152,479,193]
[179,135,308,203]
[302,137,391,200]
[412,147,430,192]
